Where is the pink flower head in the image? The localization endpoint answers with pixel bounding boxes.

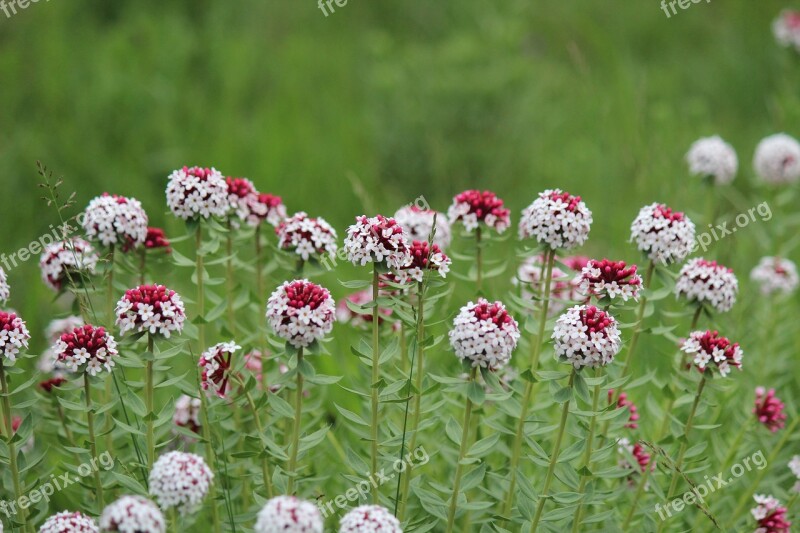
[39,238,99,291]
[266,280,335,348]
[165,166,229,220]
[144,227,171,252]
[518,189,593,249]
[339,505,402,533]
[753,133,800,185]
[115,284,186,338]
[681,330,743,377]
[394,205,452,249]
[277,212,338,261]
[580,259,643,302]
[675,258,738,313]
[344,215,411,270]
[52,324,119,376]
[100,495,166,533]
[608,389,639,429]
[553,305,622,369]
[225,177,286,228]
[254,496,324,533]
[39,511,98,533]
[0,311,30,364]
[754,387,787,433]
[630,203,696,265]
[514,255,584,315]
[82,193,149,251]
[563,256,590,271]
[251,193,287,227]
[199,341,240,398]
[39,376,67,393]
[448,189,511,234]
[173,395,202,434]
[751,495,791,533]
[449,299,520,371]
[773,9,800,51]
[336,289,393,328]
[148,451,214,515]
[618,438,654,481]
[750,257,799,296]
[396,240,451,283]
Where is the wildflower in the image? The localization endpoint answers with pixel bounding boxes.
[115,285,186,338]
[277,212,338,261]
[52,324,119,376]
[39,316,84,374]
[686,135,738,185]
[165,166,229,220]
[448,190,511,234]
[100,495,166,533]
[173,395,202,434]
[754,387,787,433]
[199,341,240,398]
[344,215,411,270]
[750,257,799,296]
[0,311,30,364]
[394,205,452,249]
[681,330,743,377]
[39,238,99,291]
[449,299,520,371]
[630,203,696,265]
[773,10,800,52]
[553,305,622,369]
[266,280,335,348]
[675,258,738,313]
[579,259,643,302]
[514,255,583,315]
[144,227,171,252]
[39,511,98,533]
[608,389,640,429]
[252,193,288,227]
[751,494,791,533]
[617,438,654,487]
[254,496,323,533]
[753,134,800,185]
[39,376,68,393]
[82,193,148,250]
[339,505,402,533]
[148,451,213,515]
[396,240,451,283]
[518,189,593,249]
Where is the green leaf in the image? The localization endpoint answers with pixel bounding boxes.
[445,417,463,445]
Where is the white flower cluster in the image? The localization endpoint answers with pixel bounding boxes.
[277,212,338,261]
[773,10,800,52]
[750,256,799,296]
[165,166,229,220]
[753,133,800,185]
[680,330,743,377]
[751,494,782,522]
[685,135,738,185]
[578,260,642,302]
[52,325,119,376]
[148,451,213,516]
[39,238,99,291]
[789,455,800,493]
[393,206,452,249]
[0,312,30,364]
[552,305,622,369]
[39,316,84,374]
[518,189,593,250]
[0,266,9,305]
[100,495,166,533]
[266,280,336,348]
[396,241,451,283]
[82,194,148,249]
[39,511,98,533]
[344,215,411,270]
[448,299,520,371]
[675,258,738,313]
[173,394,202,433]
[630,203,696,265]
[115,285,186,338]
[254,496,324,533]
[339,505,403,533]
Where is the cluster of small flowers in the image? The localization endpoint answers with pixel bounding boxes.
[617,438,653,486]
[100,495,166,533]
[396,240,451,283]
[609,389,640,429]
[339,505,403,533]
[630,203,696,265]
[52,324,119,376]
[165,166,230,220]
[751,494,791,533]
[344,215,411,270]
[225,177,287,228]
[753,134,800,185]
[39,511,98,533]
[514,255,584,315]
[144,227,171,251]
[685,135,738,185]
[681,330,743,377]
[39,315,83,374]
[277,212,338,261]
[447,190,511,233]
[0,311,30,363]
[253,193,288,227]
[553,305,622,369]
[39,238,99,291]
[266,280,335,348]
[148,451,213,515]
[753,387,787,433]
[579,259,642,302]
[394,205,452,249]
[115,285,186,338]
[773,10,800,52]
[174,395,202,434]
[789,456,800,493]
[449,299,520,371]
[39,376,67,393]
[82,193,148,250]
[336,290,393,328]
[518,189,593,249]
[750,256,799,296]
[675,258,738,313]
[0,266,9,304]
[254,496,324,533]
[199,341,240,398]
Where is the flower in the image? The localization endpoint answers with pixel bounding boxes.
[344,215,411,270]
[266,280,335,348]
[773,10,800,52]
[52,324,119,376]
[750,257,799,296]
[685,136,738,185]
[40,238,99,291]
[148,451,213,515]
[513,255,584,315]
[251,193,288,227]
[579,259,643,302]
[226,177,259,226]
[754,387,787,433]
[681,330,743,377]
[608,389,640,429]
[396,240,451,283]
[789,456,800,493]
[617,438,654,486]
[165,166,229,220]
[751,494,791,533]
[675,258,738,313]
[100,495,166,533]
[254,496,324,533]
[563,256,590,271]
[82,193,149,251]
[336,289,393,328]
[39,316,84,374]
[0,266,9,305]
[115,285,186,338]
[199,341,240,398]
[338,505,402,533]
[449,299,520,371]
[39,376,67,393]
[553,305,622,369]
[277,212,338,261]
[630,203,696,265]
[144,227,171,252]
[393,205,452,249]
[39,511,98,533]
[518,189,593,249]
[753,134,800,185]
[173,395,202,434]
[448,190,511,233]
[0,311,30,364]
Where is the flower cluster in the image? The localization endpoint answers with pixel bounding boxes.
[789,456,800,493]
[148,451,213,515]
[266,280,335,348]
[553,305,622,369]
[115,285,186,338]
[447,189,511,233]
[750,256,799,296]
[199,341,240,398]
[630,203,696,265]
[617,438,653,481]
[773,10,800,52]
[336,289,393,328]
[753,134,800,185]
[396,240,451,283]
[52,324,119,376]
[173,395,202,434]
[0,311,30,364]
[252,193,288,227]
[753,387,787,433]
[144,227,171,251]
[40,238,99,291]
[685,135,738,185]
[518,189,593,249]
[514,255,583,315]
[100,495,166,533]
[39,376,67,393]
[344,215,411,270]
[339,505,403,533]
[449,299,520,371]
[82,193,149,250]
[226,177,259,225]
[393,205,452,249]
[39,511,98,533]
[39,316,84,374]
[681,330,743,377]
[254,496,324,533]
[609,389,640,429]
[751,494,791,533]
[165,166,229,220]
[675,258,738,313]
[277,212,338,261]
[0,266,9,305]
[579,259,642,302]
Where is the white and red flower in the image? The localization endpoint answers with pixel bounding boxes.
[617,437,654,486]
[675,258,738,313]
[39,511,98,533]
[40,238,99,291]
[277,212,338,261]
[165,166,229,220]
[0,311,30,364]
[553,305,621,369]
[753,134,800,185]
[251,193,287,227]
[396,240,451,283]
[394,205,452,249]
[750,257,799,296]
[199,341,240,398]
[336,289,393,328]
[344,215,411,270]
[630,203,696,265]
[685,135,738,185]
[751,494,791,533]
[100,495,166,533]
[254,496,324,533]
[115,285,186,338]
[681,330,743,377]
[448,190,511,234]
[773,9,800,52]
[580,259,642,302]
[266,280,335,348]
[39,316,84,374]
[754,387,787,433]
[144,227,171,251]
[82,193,148,251]
[148,451,213,515]
[339,505,402,533]
[449,299,520,371]
[52,324,119,376]
[173,395,202,435]
[608,389,640,429]
[0,266,9,305]
[518,189,593,249]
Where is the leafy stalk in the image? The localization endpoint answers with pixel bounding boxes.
[287,347,305,494]
[1,362,29,531]
[445,366,477,532]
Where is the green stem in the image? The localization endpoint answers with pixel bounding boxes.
[571,368,602,532]
[226,223,236,337]
[255,226,270,389]
[287,348,305,494]
[196,224,206,351]
[475,226,483,295]
[1,363,29,531]
[145,334,155,468]
[171,508,179,533]
[198,385,221,533]
[618,261,655,385]
[370,265,381,504]
[84,373,105,509]
[233,375,274,497]
[445,367,477,532]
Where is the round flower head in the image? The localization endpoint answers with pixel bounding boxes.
[199,341,240,398]
[40,376,68,393]
[336,289,393,328]
[52,324,119,376]
[685,135,738,185]
[449,299,520,371]
[0,311,30,364]
[448,189,511,233]
[393,205,452,249]
[173,395,202,434]
[789,456,800,493]
[396,240,451,283]
[39,511,98,533]
[115,285,186,338]
[579,259,643,302]
[617,437,653,475]
[40,238,99,291]
[630,203,696,265]
[277,212,338,261]
[518,189,593,249]
[254,496,324,533]
[144,227,171,252]
[681,330,743,377]
[165,166,229,220]
[225,177,259,226]
[608,389,640,429]
[773,10,800,52]
[266,280,335,348]
[148,451,213,515]
[553,305,622,369]
[754,387,787,433]
[39,316,84,374]
[344,215,411,270]
[513,255,583,315]
[82,194,149,251]
[0,266,9,305]
[753,134,800,185]
[751,495,791,533]
[251,193,287,227]
[100,495,166,533]
[750,257,799,296]
[675,258,738,313]
[339,505,402,533]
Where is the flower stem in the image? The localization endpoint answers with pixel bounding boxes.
[104,245,116,457]
[370,265,381,504]
[445,367,477,532]
[571,368,602,532]
[226,222,236,337]
[287,347,305,495]
[475,226,483,295]
[1,363,29,531]
[198,385,221,533]
[255,226,270,390]
[617,260,655,388]
[145,334,155,469]
[232,375,274,497]
[84,373,105,509]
